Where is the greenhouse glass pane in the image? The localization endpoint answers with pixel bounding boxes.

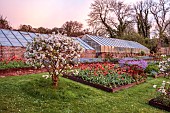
[0,37,12,46]
[12,31,25,39]
[87,35,102,46]
[28,32,37,39]
[0,30,5,37]
[75,40,88,49]
[0,42,12,46]
[18,38,28,44]
[75,38,88,49]
[21,42,28,47]
[9,38,22,46]
[77,38,94,50]
[1,29,22,46]
[2,29,15,39]
[12,31,28,45]
[20,31,33,41]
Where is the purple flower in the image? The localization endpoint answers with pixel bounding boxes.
[119,59,148,69]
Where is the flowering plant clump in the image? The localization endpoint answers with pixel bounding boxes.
[0,56,30,70]
[153,81,170,106]
[119,59,148,69]
[118,59,147,82]
[71,63,135,87]
[25,34,83,88]
[144,62,159,77]
[159,57,170,73]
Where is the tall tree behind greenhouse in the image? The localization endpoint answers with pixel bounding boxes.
[149,0,170,49]
[88,0,133,38]
[0,15,12,29]
[61,21,83,37]
[134,0,151,38]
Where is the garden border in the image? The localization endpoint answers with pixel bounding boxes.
[149,99,170,112]
[154,71,170,78]
[63,75,144,92]
[0,67,47,77]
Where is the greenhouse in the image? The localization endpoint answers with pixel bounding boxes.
[82,34,150,57]
[0,29,95,60]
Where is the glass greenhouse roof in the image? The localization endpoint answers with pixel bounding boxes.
[73,37,94,50]
[0,29,94,50]
[85,35,149,50]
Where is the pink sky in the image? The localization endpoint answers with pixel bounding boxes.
[0,0,140,29]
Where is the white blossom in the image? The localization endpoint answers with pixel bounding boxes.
[153,85,157,88]
[25,34,84,83]
[42,75,50,79]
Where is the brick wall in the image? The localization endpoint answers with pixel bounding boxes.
[0,46,26,60]
[81,50,96,58]
[0,46,96,60]
[160,47,170,55]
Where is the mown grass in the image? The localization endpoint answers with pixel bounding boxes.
[0,73,169,113]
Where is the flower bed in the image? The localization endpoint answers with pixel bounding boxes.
[63,62,146,92]
[0,57,46,77]
[144,56,170,78]
[149,81,170,112]
[63,74,145,92]
[149,98,170,112]
[0,57,31,70]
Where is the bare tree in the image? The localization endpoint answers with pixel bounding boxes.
[110,1,134,37]
[61,21,83,37]
[88,0,116,37]
[165,21,170,46]
[134,0,151,38]
[0,15,12,29]
[150,0,170,48]
[88,0,133,38]
[166,20,170,38]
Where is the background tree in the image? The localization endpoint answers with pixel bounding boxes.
[51,27,64,34]
[19,25,34,32]
[88,0,115,37]
[150,0,170,49]
[122,32,158,53]
[165,20,170,47]
[110,1,133,37]
[61,21,83,37]
[37,27,48,34]
[0,15,12,29]
[134,0,151,38]
[88,0,133,38]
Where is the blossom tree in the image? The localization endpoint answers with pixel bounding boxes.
[25,34,83,88]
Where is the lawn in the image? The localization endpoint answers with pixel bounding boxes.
[0,73,169,113]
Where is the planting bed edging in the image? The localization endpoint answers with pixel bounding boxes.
[154,71,170,78]
[154,73,165,78]
[63,75,144,92]
[149,99,170,112]
[0,67,47,76]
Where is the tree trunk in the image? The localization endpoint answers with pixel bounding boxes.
[52,75,59,88]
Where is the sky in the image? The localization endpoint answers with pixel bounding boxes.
[0,0,142,29]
